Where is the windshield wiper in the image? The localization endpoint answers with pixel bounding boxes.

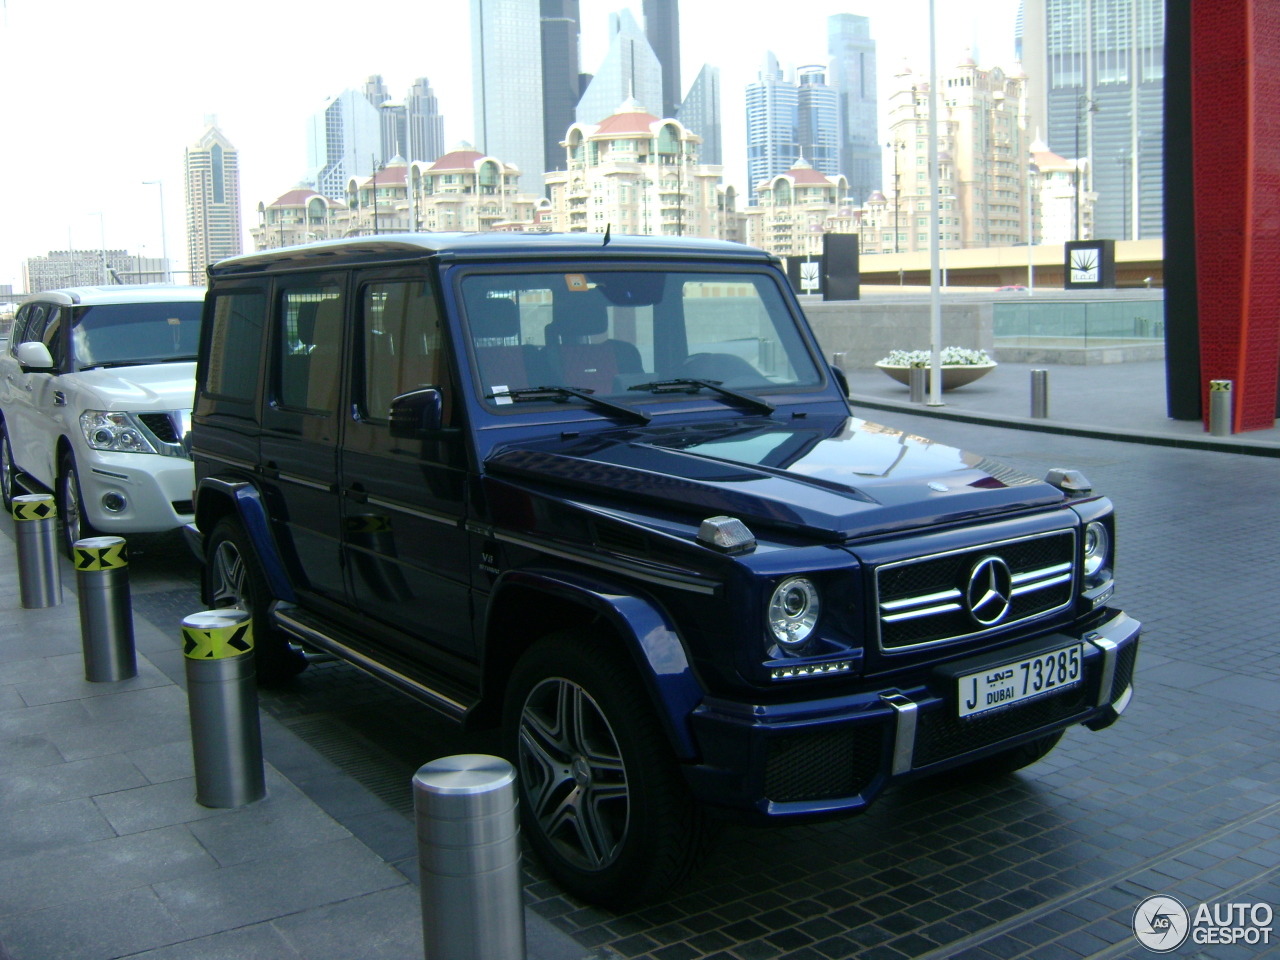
[628,378,776,415]
[486,385,651,425]
[79,356,197,371]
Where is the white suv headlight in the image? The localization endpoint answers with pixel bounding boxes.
[79,411,158,454]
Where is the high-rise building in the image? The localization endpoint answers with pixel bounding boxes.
[827,14,881,204]
[1016,0,1164,239]
[543,100,728,238]
[576,9,664,125]
[472,0,545,193]
[643,0,680,120]
[185,120,243,283]
[541,0,584,172]
[796,65,840,177]
[365,75,409,162]
[678,64,722,165]
[407,77,445,163]
[745,53,799,204]
[23,250,170,292]
[874,60,1033,255]
[307,88,382,200]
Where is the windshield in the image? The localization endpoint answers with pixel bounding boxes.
[72,301,204,368]
[460,270,821,409]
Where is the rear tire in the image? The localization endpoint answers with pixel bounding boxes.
[502,629,714,909]
[203,516,308,684]
[58,451,101,558]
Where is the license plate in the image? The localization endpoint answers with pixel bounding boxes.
[958,643,1083,718]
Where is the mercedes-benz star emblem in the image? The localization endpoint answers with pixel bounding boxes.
[966,556,1013,626]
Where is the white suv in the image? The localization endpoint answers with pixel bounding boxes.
[0,285,205,554]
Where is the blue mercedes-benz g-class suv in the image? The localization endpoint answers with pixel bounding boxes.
[188,234,1139,907]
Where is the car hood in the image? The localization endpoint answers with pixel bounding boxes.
[72,362,196,411]
[485,414,1065,541]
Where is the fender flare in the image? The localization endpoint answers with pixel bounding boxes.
[196,477,296,603]
[489,568,704,759]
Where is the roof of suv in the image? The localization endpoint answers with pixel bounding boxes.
[21,285,207,307]
[209,232,776,278]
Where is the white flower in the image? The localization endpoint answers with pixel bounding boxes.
[879,347,994,367]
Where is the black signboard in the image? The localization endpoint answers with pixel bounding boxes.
[1064,239,1117,290]
[822,233,861,301]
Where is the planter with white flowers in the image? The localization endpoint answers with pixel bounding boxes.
[875,347,997,391]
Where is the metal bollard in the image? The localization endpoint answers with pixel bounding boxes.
[12,494,61,609]
[1030,369,1049,419]
[74,537,136,682]
[181,609,265,808]
[414,754,526,960]
[1209,379,1233,436]
[831,351,847,370]
[909,362,927,404]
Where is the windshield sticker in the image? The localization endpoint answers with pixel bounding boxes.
[491,385,513,405]
[565,274,589,291]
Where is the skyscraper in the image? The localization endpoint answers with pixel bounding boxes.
[541,0,584,171]
[307,88,382,200]
[407,77,445,163]
[678,64,722,165]
[745,53,799,203]
[796,65,840,177]
[472,0,545,193]
[827,14,881,204]
[364,75,408,163]
[576,9,664,125]
[643,0,680,120]
[184,119,242,283]
[1017,0,1164,239]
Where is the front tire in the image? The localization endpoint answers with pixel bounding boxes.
[1,421,15,514]
[502,630,714,908]
[204,516,307,684]
[58,451,101,558]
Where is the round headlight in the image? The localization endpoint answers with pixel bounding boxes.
[1083,521,1110,577]
[769,577,820,647]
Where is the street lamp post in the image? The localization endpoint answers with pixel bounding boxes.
[90,213,107,284]
[885,140,905,253]
[142,181,170,283]
[926,0,943,407]
[1074,95,1098,241]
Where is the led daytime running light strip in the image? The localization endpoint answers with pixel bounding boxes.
[770,660,853,680]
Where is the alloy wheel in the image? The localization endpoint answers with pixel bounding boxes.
[211,540,249,612]
[518,677,629,871]
[62,469,82,548]
[0,432,12,507]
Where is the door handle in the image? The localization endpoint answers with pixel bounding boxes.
[343,486,368,504]
[260,461,280,479]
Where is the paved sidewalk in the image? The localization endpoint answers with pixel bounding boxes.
[843,360,1280,454]
[0,520,590,960]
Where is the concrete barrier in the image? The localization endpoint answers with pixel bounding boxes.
[800,300,993,370]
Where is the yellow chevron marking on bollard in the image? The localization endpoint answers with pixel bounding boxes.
[182,621,255,659]
[73,541,129,571]
[1209,380,1233,391]
[12,496,56,522]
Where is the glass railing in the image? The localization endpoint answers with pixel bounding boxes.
[992,299,1164,347]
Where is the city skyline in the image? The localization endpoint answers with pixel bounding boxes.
[0,0,1020,289]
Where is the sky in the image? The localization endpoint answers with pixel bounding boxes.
[0,0,1019,291]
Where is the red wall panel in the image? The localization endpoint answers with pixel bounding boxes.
[1192,0,1280,431]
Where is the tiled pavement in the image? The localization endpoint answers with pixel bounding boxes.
[5,408,1279,959]
[0,524,590,960]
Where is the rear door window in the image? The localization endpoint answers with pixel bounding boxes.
[204,291,266,402]
[276,283,344,413]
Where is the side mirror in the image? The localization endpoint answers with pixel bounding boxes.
[830,364,850,399]
[389,388,444,439]
[16,341,54,372]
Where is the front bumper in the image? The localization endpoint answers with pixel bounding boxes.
[78,448,194,534]
[684,610,1140,821]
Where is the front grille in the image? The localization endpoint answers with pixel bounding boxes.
[1111,642,1138,699]
[138,413,178,443]
[763,725,883,802]
[876,531,1075,652]
[914,683,1090,767]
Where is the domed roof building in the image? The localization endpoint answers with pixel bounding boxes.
[743,159,855,258]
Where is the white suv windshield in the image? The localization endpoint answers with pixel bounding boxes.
[73,301,204,369]
[460,270,820,407]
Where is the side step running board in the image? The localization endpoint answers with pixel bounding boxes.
[272,607,474,721]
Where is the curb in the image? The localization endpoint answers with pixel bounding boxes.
[844,393,1280,459]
